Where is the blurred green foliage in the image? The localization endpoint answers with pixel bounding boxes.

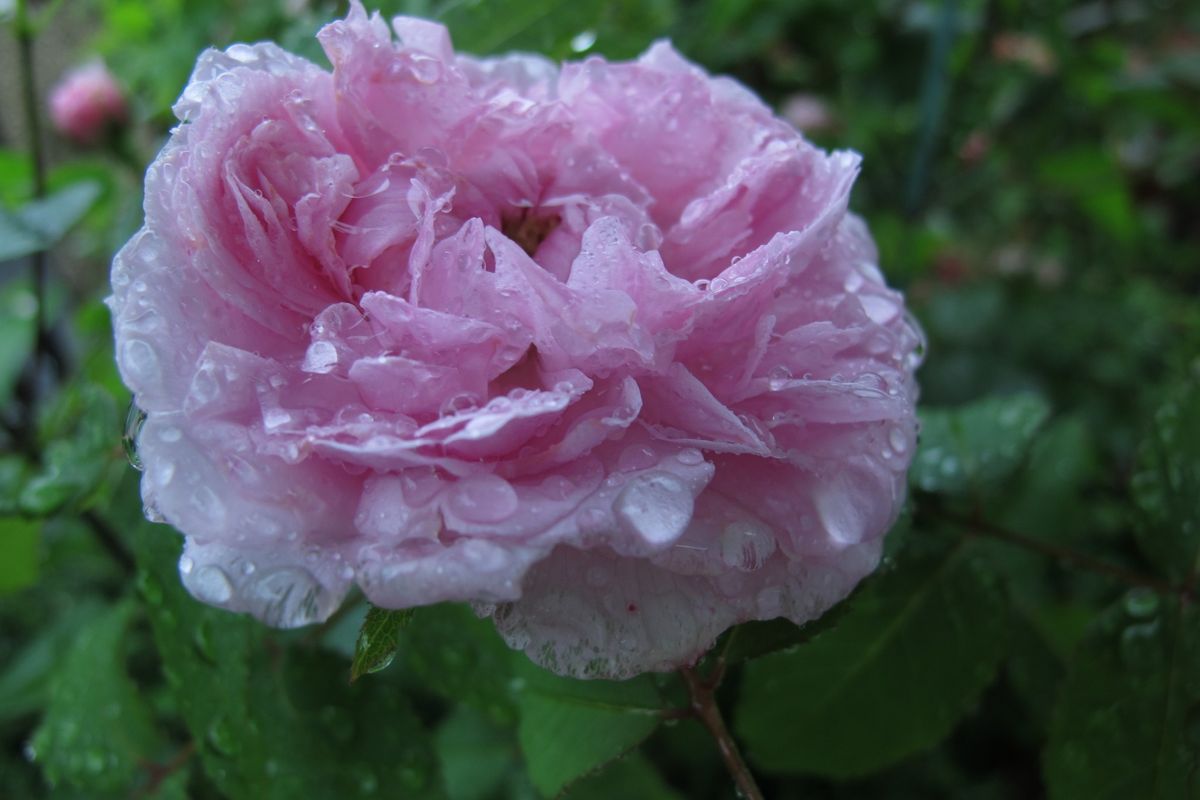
[1,0,1199,798]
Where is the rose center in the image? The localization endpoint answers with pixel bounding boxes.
[501,208,561,259]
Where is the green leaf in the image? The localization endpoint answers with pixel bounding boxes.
[399,602,520,722]
[1044,593,1200,799]
[0,280,37,404]
[0,600,104,723]
[513,659,666,797]
[131,521,439,800]
[428,0,672,59]
[735,543,1008,777]
[563,753,683,800]
[20,382,122,515]
[351,604,413,681]
[717,606,849,665]
[911,392,1051,495]
[30,601,161,796]
[1131,383,1200,582]
[0,181,101,260]
[436,707,518,800]
[0,516,39,593]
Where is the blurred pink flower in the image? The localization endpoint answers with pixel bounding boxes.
[49,61,128,144]
[780,93,836,133]
[111,2,922,678]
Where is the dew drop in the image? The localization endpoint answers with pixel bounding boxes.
[1123,587,1159,619]
[447,474,519,523]
[570,30,597,52]
[814,476,869,546]
[122,339,160,382]
[123,402,147,471]
[191,486,227,524]
[617,443,658,472]
[718,519,776,571]
[613,472,693,547]
[189,565,233,604]
[767,365,792,391]
[302,340,338,374]
[675,448,705,466]
[888,425,909,456]
[250,567,326,628]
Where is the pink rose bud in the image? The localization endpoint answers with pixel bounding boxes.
[780,93,836,133]
[49,61,128,144]
[111,2,923,678]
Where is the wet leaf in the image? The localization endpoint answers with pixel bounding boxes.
[736,542,1008,777]
[30,601,160,795]
[1045,594,1200,799]
[1131,383,1200,583]
[513,658,667,797]
[912,392,1051,495]
[0,181,101,260]
[351,605,413,681]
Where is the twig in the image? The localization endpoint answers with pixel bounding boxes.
[680,666,765,800]
[136,741,195,798]
[82,509,136,576]
[936,508,1176,595]
[15,0,51,400]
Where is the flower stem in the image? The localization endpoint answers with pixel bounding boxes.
[680,666,765,800]
[15,0,51,400]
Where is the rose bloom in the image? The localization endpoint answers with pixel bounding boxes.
[111,2,922,678]
[49,61,128,144]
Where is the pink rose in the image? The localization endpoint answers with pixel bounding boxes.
[49,61,128,144]
[111,2,922,678]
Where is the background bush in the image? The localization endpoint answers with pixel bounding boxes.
[1,1,1198,797]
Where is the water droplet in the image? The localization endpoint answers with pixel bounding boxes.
[189,565,233,604]
[250,567,326,628]
[613,472,693,546]
[122,338,160,383]
[843,270,864,292]
[1123,587,1159,619]
[570,30,597,52]
[302,340,338,374]
[675,448,705,466]
[179,555,194,576]
[123,402,146,471]
[888,425,909,456]
[719,520,776,571]
[207,716,236,755]
[814,476,869,545]
[159,426,182,443]
[447,474,519,523]
[409,55,441,83]
[617,443,658,472]
[439,392,478,417]
[193,621,217,663]
[190,486,227,524]
[767,365,792,391]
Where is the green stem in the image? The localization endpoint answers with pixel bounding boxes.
[680,666,765,800]
[937,508,1176,595]
[15,0,51,399]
